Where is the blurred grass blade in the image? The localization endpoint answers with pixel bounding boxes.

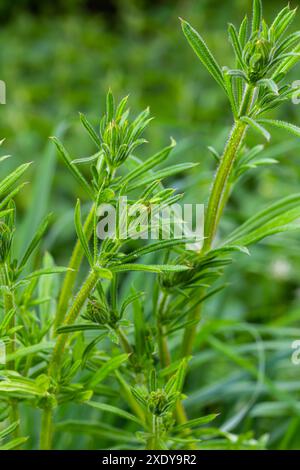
[74,199,94,267]
[18,214,52,270]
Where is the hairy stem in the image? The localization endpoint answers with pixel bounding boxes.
[40,406,53,450]
[156,293,171,368]
[146,416,161,450]
[3,268,20,435]
[181,87,255,358]
[53,203,95,332]
[49,269,98,377]
[180,122,246,358]
[117,327,134,356]
[4,289,15,369]
[41,269,98,449]
[154,292,196,448]
[203,120,247,252]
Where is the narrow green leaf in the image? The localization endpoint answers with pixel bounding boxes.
[106,89,115,123]
[79,113,101,147]
[269,6,297,42]
[18,213,52,270]
[0,437,28,450]
[115,95,129,120]
[120,291,145,318]
[111,264,190,274]
[0,182,28,211]
[131,387,148,408]
[72,151,102,165]
[180,18,226,92]
[275,31,300,57]
[56,420,138,444]
[86,401,142,425]
[5,342,54,362]
[0,421,19,440]
[127,162,198,190]
[174,413,219,432]
[257,79,279,95]
[57,323,106,334]
[239,15,248,48]
[0,162,32,199]
[223,70,239,118]
[119,238,196,263]
[225,193,300,243]
[88,354,129,388]
[207,146,220,162]
[51,137,93,198]
[240,116,271,142]
[25,267,72,279]
[0,208,14,219]
[165,357,190,395]
[120,139,176,187]
[252,0,262,34]
[258,119,300,138]
[225,193,300,246]
[228,23,244,67]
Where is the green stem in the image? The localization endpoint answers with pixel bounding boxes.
[203,85,254,253]
[180,289,205,358]
[181,87,255,358]
[146,416,161,450]
[4,289,15,369]
[154,293,196,448]
[49,269,99,377]
[154,293,194,444]
[156,293,171,369]
[41,269,98,449]
[115,371,146,425]
[157,324,171,369]
[9,402,19,433]
[3,273,20,435]
[180,120,244,357]
[40,406,53,450]
[117,327,134,356]
[53,204,95,332]
[203,120,247,252]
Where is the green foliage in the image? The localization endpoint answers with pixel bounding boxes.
[2,0,300,452]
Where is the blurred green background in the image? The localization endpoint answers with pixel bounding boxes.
[2,0,300,449]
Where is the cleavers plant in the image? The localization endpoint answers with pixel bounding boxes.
[1,0,300,450]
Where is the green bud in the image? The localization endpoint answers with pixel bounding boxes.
[148,390,169,416]
[244,37,272,83]
[85,297,110,325]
